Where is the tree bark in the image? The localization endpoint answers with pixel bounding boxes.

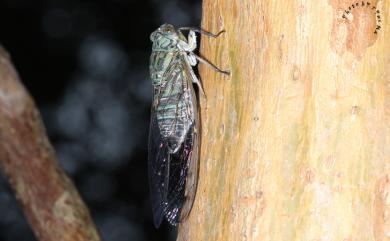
[0,47,101,241]
[178,0,390,240]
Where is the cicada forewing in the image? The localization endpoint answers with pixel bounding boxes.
[148,52,200,227]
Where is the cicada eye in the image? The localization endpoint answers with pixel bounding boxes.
[150,32,156,41]
[161,24,175,34]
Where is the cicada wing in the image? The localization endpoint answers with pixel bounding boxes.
[148,110,170,228]
[162,128,194,225]
[178,122,199,223]
[162,56,201,225]
[149,52,186,227]
[178,62,200,223]
[149,53,200,227]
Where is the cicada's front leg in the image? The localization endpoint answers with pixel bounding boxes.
[178,27,225,38]
[180,27,230,75]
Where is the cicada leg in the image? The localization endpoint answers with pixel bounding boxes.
[178,27,226,52]
[179,27,230,97]
[183,52,206,96]
[193,54,230,75]
[179,27,230,75]
[177,30,197,52]
[178,27,225,38]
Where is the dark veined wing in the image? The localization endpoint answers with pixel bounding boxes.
[148,53,200,227]
[148,111,169,227]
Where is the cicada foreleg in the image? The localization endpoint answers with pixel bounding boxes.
[178,27,225,38]
[178,27,224,52]
[179,27,230,76]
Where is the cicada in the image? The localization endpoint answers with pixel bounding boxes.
[148,23,228,227]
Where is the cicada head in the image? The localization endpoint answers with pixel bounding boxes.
[150,24,180,51]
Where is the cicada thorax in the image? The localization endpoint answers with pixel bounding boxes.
[150,50,174,86]
[149,34,180,86]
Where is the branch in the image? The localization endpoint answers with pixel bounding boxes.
[0,46,102,241]
[178,0,389,240]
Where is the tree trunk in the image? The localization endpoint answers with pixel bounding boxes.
[178,0,390,240]
[0,47,102,241]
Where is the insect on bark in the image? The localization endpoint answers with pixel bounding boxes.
[148,23,229,227]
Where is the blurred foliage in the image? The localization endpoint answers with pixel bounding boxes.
[0,0,201,240]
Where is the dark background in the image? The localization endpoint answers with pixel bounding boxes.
[0,0,202,240]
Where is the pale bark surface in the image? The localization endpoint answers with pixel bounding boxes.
[178,0,390,240]
[0,47,101,241]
